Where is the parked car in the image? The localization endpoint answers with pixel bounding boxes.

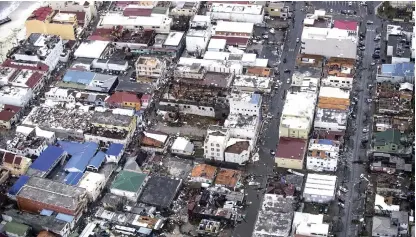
[284,69,291,73]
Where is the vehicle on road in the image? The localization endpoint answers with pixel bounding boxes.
[248,181,260,186]
[270,150,275,155]
[367,98,372,103]
[339,186,348,193]
[366,20,373,24]
[262,35,269,39]
[338,202,345,208]
[284,69,291,73]
[286,78,291,84]
[283,58,287,63]
[296,38,300,43]
[370,62,376,66]
[269,28,275,34]
[348,1,352,6]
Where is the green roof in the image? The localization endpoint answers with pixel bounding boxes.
[375,129,401,146]
[111,170,147,192]
[4,221,30,236]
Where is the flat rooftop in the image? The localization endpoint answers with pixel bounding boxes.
[139,176,182,208]
[282,92,317,119]
[210,3,263,14]
[214,21,254,34]
[319,86,350,99]
[315,108,348,126]
[233,75,272,90]
[90,111,133,127]
[276,138,307,160]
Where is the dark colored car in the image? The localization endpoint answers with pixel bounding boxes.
[284,69,291,73]
[283,58,287,63]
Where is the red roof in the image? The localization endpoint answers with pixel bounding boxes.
[123,8,152,17]
[88,28,114,41]
[333,20,358,31]
[0,104,22,121]
[2,59,49,72]
[275,138,307,160]
[106,91,141,104]
[26,72,44,88]
[60,11,86,25]
[211,36,249,47]
[28,7,53,21]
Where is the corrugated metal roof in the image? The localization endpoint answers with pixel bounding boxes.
[87,151,106,169]
[40,209,54,216]
[55,213,74,223]
[107,143,124,156]
[59,141,98,173]
[8,175,30,196]
[63,70,95,85]
[317,139,333,145]
[64,172,84,186]
[29,146,65,172]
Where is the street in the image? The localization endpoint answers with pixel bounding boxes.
[232,2,306,236]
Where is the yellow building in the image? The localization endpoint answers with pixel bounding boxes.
[105,91,141,111]
[275,138,307,170]
[25,7,78,40]
[2,152,32,176]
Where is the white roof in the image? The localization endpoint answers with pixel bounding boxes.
[100,13,167,27]
[171,137,192,151]
[74,40,109,59]
[202,51,266,66]
[399,82,413,91]
[210,3,263,15]
[35,127,55,139]
[78,171,105,192]
[233,75,272,89]
[214,21,254,34]
[375,194,400,212]
[280,117,310,130]
[53,12,76,22]
[164,32,185,46]
[191,15,210,23]
[302,27,356,40]
[282,92,317,119]
[208,38,227,50]
[319,86,350,99]
[297,223,329,236]
[303,173,336,197]
[144,131,168,143]
[293,212,329,236]
[112,108,135,116]
[16,125,34,136]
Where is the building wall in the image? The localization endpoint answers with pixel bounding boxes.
[16,195,85,216]
[246,67,271,77]
[204,133,230,161]
[306,157,338,172]
[301,37,357,59]
[159,101,217,117]
[186,35,211,53]
[25,20,77,40]
[2,157,32,176]
[265,5,288,17]
[224,150,250,165]
[44,39,64,70]
[110,186,144,202]
[229,99,260,117]
[314,121,346,132]
[207,12,264,24]
[275,157,303,170]
[321,77,353,89]
[279,126,309,139]
[0,113,19,130]
[303,193,333,203]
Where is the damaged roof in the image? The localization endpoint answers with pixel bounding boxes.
[214,168,242,188]
[139,176,182,208]
[191,164,217,180]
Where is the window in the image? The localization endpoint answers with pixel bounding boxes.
[216,149,220,152]
[216,144,220,147]
[217,153,220,156]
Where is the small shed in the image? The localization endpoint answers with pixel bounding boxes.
[4,221,30,237]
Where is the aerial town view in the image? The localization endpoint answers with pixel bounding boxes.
[0,0,414,237]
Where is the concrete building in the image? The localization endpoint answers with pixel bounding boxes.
[0,66,47,94]
[301,27,358,59]
[110,170,148,202]
[135,56,166,79]
[25,7,81,40]
[186,15,212,54]
[1,152,32,176]
[171,137,194,156]
[229,92,262,117]
[0,104,22,129]
[77,171,105,202]
[189,164,217,187]
[224,138,250,165]
[317,87,350,111]
[372,216,399,237]
[204,126,230,162]
[265,2,289,18]
[280,92,317,139]
[292,212,329,237]
[307,139,340,172]
[0,87,32,107]
[207,3,264,24]
[376,62,415,83]
[16,176,88,217]
[48,0,97,28]
[211,21,254,49]
[232,75,272,93]
[12,33,63,70]
[139,131,169,153]
[275,138,307,170]
[303,173,336,203]
[314,108,348,132]
[170,2,200,16]
[224,114,261,141]
[97,12,172,33]
[321,76,353,89]
[207,38,226,52]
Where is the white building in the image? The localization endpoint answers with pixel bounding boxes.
[232,75,272,93]
[74,40,109,59]
[207,3,264,24]
[314,108,348,132]
[0,86,32,107]
[303,173,336,203]
[301,27,358,59]
[170,2,200,16]
[186,15,212,54]
[279,92,317,139]
[229,92,262,117]
[224,138,251,165]
[224,114,260,141]
[375,194,400,214]
[171,137,194,156]
[211,21,254,48]
[13,34,63,70]
[307,139,340,172]
[321,76,353,89]
[207,38,227,52]
[49,0,98,27]
[78,171,106,202]
[98,12,172,33]
[45,87,76,103]
[135,56,166,79]
[204,126,230,162]
[292,212,329,237]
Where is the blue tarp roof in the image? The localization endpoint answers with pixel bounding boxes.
[88,151,106,169]
[107,143,124,156]
[8,175,30,196]
[64,172,84,186]
[40,209,54,216]
[56,213,75,223]
[29,146,65,172]
[317,139,333,145]
[58,141,98,173]
[381,62,415,77]
[63,70,95,85]
[250,93,261,105]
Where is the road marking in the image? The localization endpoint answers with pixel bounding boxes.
[289,49,295,52]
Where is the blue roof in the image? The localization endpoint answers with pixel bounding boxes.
[250,93,261,105]
[64,172,84,186]
[8,175,30,196]
[88,151,106,169]
[63,70,95,85]
[106,143,124,156]
[55,213,75,223]
[318,139,333,145]
[40,209,54,216]
[381,62,415,77]
[29,146,65,172]
[59,141,98,173]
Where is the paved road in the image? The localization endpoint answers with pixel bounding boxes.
[339,2,382,237]
[232,3,306,237]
